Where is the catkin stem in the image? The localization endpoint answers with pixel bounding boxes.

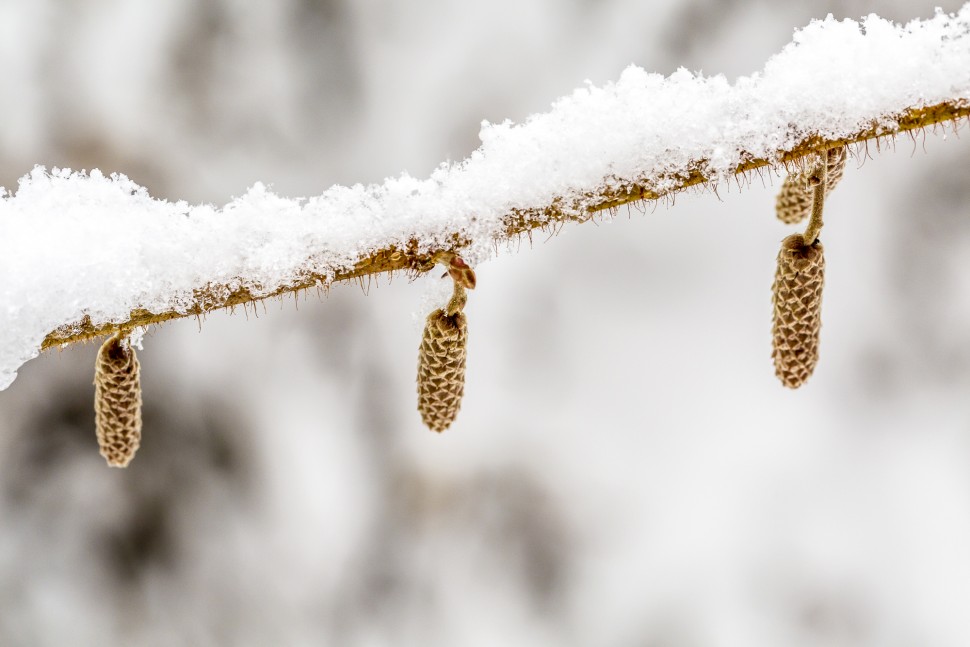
[803,156,828,244]
[445,283,467,316]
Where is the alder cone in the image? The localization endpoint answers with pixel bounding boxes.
[772,234,825,388]
[775,147,848,225]
[417,309,467,433]
[826,145,847,188]
[94,334,142,467]
[775,174,815,225]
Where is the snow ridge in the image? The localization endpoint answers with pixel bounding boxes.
[2,6,970,390]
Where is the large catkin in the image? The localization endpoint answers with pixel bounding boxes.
[94,333,142,467]
[775,147,847,225]
[417,307,468,433]
[772,234,825,388]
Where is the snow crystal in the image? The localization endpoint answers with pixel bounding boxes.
[128,326,147,351]
[2,6,970,390]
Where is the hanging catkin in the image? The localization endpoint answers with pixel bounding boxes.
[417,286,468,433]
[775,147,847,225]
[771,233,825,388]
[94,333,142,467]
[825,145,847,189]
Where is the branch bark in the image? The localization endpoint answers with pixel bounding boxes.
[41,99,970,351]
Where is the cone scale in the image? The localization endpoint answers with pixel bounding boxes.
[417,307,468,433]
[94,333,143,467]
[771,234,825,388]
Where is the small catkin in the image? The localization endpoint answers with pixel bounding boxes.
[775,147,847,225]
[772,233,825,388]
[94,333,143,467]
[417,307,468,433]
[825,145,847,188]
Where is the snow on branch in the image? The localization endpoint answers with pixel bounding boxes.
[2,7,970,390]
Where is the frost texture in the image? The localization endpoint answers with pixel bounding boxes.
[2,7,970,390]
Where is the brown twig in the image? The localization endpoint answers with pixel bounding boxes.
[40,99,970,351]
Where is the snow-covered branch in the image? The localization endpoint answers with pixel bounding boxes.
[3,7,970,390]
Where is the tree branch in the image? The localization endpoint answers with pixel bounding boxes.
[40,98,970,351]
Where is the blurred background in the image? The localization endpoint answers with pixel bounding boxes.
[1,1,969,645]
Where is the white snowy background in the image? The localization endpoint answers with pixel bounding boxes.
[1,1,969,645]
